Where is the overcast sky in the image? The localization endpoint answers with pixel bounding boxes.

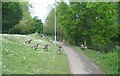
[28,0,55,23]
[28,0,117,23]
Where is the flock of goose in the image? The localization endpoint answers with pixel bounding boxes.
[24,38,63,54]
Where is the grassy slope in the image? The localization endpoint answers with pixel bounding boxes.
[72,46,118,74]
[0,35,2,75]
[2,34,70,74]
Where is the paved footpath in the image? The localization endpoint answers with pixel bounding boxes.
[61,43,104,74]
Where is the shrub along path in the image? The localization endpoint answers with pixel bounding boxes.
[61,43,104,74]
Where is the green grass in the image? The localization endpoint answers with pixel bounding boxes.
[2,34,70,74]
[72,46,118,74]
[0,35,2,76]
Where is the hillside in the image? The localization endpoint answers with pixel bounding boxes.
[2,34,70,74]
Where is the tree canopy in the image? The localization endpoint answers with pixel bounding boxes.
[3,2,43,34]
[45,2,119,52]
[2,2,23,33]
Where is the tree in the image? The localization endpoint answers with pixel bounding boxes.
[12,2,36,34]
[86,2,118,51]
[45,9,55,36]
[56,2,119,52]
[56,2,73,42]
[45,6,64,40]
[32,16,43,34]
[2,2,23,33]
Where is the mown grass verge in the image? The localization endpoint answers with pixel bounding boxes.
[2,34,70,74]
[72,46,119,74]
[0,35,2,76]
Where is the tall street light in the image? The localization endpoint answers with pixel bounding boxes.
[43,23,44,37]
[54,0,57,46]
[43,17,46,38]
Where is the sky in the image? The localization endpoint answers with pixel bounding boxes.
[28,0,55,23]
[28,0,116,23]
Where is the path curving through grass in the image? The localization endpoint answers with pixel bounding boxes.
[61,43,103,74]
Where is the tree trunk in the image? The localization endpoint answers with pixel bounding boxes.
[60,32,61,41]
[84,37,86,46]
[8,28,12,34]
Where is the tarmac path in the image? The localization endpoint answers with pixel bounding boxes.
[61,43,103,74]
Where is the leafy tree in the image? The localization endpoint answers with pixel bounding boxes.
[45,5,65,40]
[45,9,54,36]
[0,2,2,33]
[32,16,43,34]
[12,2,35,34]
[86,2,118,51]
[56,2,119,52]
[56,2,72,42]
[2,2,23,33]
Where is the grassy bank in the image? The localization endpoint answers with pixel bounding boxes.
[72,46,118,74]
[0,35,2,75]
[2,34,70,74]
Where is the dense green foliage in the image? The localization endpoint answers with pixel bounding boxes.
[2,34,70,74]
[0,2,2,34]
[32,16,43,34]
[2,2,23,33]
[45,8,63,40]
[11,2,43,34]
[73,46,119,74]
[45,2,119,52]
[45,9,54,36]
[11,2,33,34]
[2,2,43,34]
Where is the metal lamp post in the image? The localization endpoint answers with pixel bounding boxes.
[43,17,45,38]
[43,23,44,37]
[54,0,57,46]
